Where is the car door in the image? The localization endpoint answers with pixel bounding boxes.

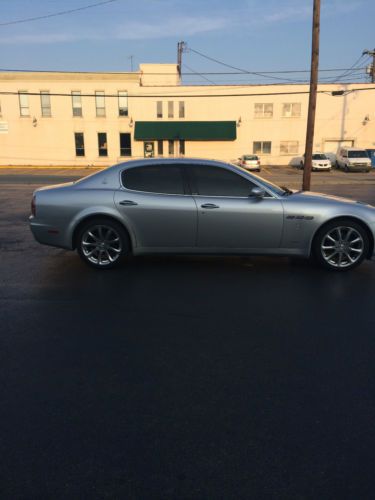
[187,164,284,249]
[114,164,197,249]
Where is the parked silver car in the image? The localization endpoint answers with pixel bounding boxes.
[237,154,261,172]
[29,158,375,271]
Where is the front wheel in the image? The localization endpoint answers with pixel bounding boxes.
[313,220,369,271]
[77,218,129,269]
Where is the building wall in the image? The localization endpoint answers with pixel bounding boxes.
[0,65,374,166]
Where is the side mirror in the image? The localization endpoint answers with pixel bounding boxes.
[250,186,266,198]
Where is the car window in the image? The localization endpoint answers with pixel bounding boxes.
[122,165,185,195]
[189,165,256,197]
[348,151,368,158]
[312,154,327,160]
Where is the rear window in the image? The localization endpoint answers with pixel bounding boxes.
[348,151,368,158]
[122,165,185,195]
[243,155,259,160]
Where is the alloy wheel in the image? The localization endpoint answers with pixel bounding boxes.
[320,226,364,268]
[81,224,122,266]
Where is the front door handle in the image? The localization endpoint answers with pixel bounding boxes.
[201,203,219,209]
[119,200,138,206]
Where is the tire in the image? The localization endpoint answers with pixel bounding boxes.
[77,218,130,269]
[313,219,369,271]
[344,164,349,172]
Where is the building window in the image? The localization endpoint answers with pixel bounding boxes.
[179,101,185,118]
[280,141,299,155]
[282,103,301,118]
[120,133,132,156]
[253,141,271,154]
[179,140,185,156]
[254,103,273,118]
[168,101,174,118]
[168,140,174,156]
[18,91,29,117]
[74,132,85,156]
[157,140,163,156]
[95,91,105,117]
[98,132,108,156]
[157,101,163,118]
[40,91,51,117]
[72,91,82,117]
[118,91,128,116]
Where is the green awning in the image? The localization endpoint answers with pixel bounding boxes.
[134,121,236,141]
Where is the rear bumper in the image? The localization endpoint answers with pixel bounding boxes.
[29,217,72,250]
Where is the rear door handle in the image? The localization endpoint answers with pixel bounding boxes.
[119,200,138,206]
[201,203,219,209]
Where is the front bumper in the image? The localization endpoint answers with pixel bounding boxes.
[312,165,331,170]
[347,164,371,172]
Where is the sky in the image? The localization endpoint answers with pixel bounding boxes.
[0,0,374,84]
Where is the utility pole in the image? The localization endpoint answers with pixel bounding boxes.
[177,41,187,78]
[363,49,375,83]
[128,55,134,72]
[302,0,321,191]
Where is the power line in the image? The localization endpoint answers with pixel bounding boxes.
[182,64,217,85]
[189,47,306,83]
[1,87,374,99]
[0,66,368,76]
[189,47,369,84]
[0,0,119,27]
[327,54,369,83]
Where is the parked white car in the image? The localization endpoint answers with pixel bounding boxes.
[336,148,372,172]
[237,155,261,172]
[300,153,331,171]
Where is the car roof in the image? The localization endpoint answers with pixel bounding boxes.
[115,157,238,170]
[341,147,367,151]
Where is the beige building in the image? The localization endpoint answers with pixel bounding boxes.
[0,64,374,166]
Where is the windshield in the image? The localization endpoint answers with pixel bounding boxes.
[233,163,287,196]
[243,155,258,161]
[348,151,368,158]
[312,154,327,160]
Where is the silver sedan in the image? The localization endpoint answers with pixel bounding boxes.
[29,158,375,271]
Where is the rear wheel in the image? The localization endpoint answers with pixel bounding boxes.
[77,218,129,269]
[313,219,369,271]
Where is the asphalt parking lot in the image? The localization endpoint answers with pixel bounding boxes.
[1,167,375,499]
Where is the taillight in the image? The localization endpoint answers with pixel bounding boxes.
[31,194,36,216]
[257,160,260,165]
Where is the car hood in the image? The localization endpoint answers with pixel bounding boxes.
[290,190,374,208]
